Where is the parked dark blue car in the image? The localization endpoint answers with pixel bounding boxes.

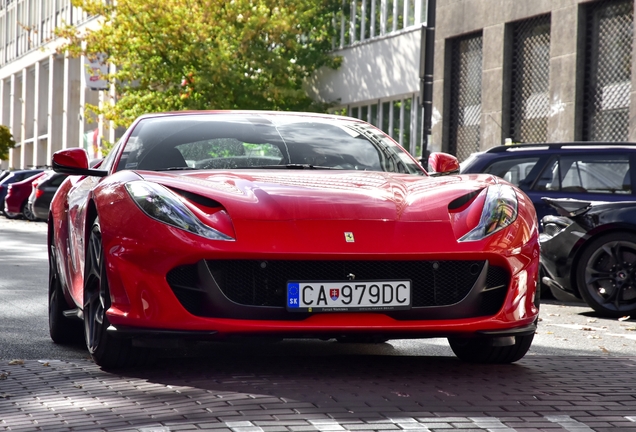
[460,142,636,222]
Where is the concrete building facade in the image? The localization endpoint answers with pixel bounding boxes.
[0,0,113,171]
[310,0,636,162]
[2,0,635,169]
[429,0,636,161]
[307,0,429,158]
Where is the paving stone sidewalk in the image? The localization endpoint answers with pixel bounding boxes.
[1,355,635,432]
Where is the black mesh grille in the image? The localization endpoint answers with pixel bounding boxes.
[508,15,551,143]
[166,260,511,319]
[481,266,509,315]
[448,33,483,163]
[583,0,633,141]
[167,264,205,315]
[207,260,487,307]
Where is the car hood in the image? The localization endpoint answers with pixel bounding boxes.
[138,170,497,222]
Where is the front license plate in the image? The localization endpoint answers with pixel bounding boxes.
[286,280,411,312]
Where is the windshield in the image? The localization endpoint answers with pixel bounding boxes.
[115,113,424,175]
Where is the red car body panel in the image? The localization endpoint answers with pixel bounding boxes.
[4,172,46,214]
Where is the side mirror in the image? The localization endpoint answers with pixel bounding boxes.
[52,148,108,177]
[428,152,460,176]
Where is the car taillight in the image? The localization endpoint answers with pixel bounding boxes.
[35,188,45,198]
[5,185,12,197]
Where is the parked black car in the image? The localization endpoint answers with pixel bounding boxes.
[0,169,45,217]
[540,197,636,317]
[27,170,68,221]
[461,142,636,222]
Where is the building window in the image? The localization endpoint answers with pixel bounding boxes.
[346,96,423,157]
[447,32,483,162]
[507,15,551,143]
[582,0,633,142]
[335,0,427,49]
[0,0,92,67]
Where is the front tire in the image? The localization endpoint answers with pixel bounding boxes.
[448,333,534,363]
[84,217,147,368]
[48,229,83,344]
[575,232,636,318]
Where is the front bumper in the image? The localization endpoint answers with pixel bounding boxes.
[95,192,540,339]
[539,215,587,297]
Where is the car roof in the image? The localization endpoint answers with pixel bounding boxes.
[484,142,636,153]
[135,110,363,124]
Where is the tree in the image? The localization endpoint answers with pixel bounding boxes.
[57,0,342,128]
[0,125,16,161]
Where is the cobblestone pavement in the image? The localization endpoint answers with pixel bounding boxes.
[1,354,635,432]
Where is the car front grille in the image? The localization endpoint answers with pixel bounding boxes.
[166,259,510,319]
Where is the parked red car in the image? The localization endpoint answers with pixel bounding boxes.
[48,111,540,369]
[4,171,46,220]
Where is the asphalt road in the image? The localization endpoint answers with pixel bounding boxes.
[1,216,636,432]
[0,216,634,362]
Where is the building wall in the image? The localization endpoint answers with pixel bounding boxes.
[307,29,421,106]
[0,0,114,170]
[431,0,636,156]
[307,0,428,157]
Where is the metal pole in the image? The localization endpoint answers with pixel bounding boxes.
[419,0,436,166]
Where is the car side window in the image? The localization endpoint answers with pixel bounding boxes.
[533,154,631,194]
[483,157,540,186]
[49,175,68,187]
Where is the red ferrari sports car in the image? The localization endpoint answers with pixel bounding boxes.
[48,111,540,368]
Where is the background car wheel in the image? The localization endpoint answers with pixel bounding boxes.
[2,208,20,219]
[447,333,534,363]
[48,231,83,344]
[84,217,148,368]
[22,201,37,221]
[575,232,636,318]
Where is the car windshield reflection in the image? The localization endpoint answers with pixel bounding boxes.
[115,113,424,175]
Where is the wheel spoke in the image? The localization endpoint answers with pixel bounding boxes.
[585,270,612,285]
[600,243,620,264]
[84,223,109,354]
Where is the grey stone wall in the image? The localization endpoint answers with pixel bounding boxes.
[431,0,615,153]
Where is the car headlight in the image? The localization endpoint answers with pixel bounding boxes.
[459,184,518,242]
[125,181,234,241]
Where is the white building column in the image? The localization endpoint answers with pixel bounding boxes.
[62,53,81,149]
[48,54,64,162]
[36,60,49,167]
[22,67,36,168]
[0,77,4,169]
[9,73,19,168]
[20,68,27,168]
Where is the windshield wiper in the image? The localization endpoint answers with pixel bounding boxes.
[161,166,198,171]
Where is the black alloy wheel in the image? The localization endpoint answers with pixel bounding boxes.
[576,232,636,318]
[48,226,83,344]
[448,333,534,363]
[84,217,147,368]
[22,201,37,221]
